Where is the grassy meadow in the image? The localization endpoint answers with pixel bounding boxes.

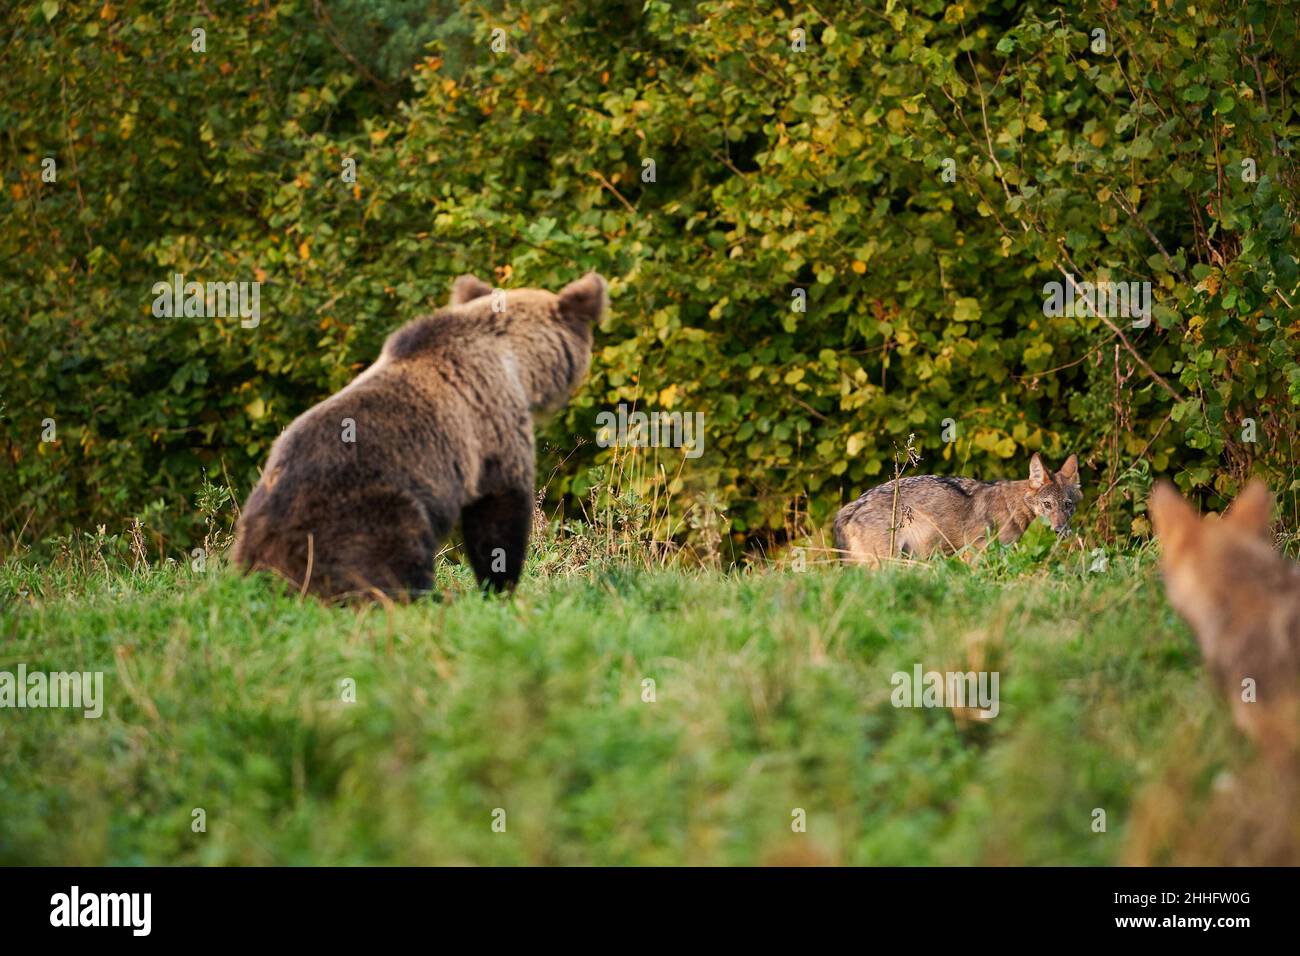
[0,516,1255,867]
[5,1,1297,872]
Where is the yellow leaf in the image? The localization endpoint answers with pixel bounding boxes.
[245,397,265,420]
[298,241,310,261]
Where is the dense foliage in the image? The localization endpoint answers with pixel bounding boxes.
[4,0,1299,556]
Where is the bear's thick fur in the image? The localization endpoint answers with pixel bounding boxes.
[231,271,607,600]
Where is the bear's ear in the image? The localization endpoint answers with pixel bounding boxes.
[450,274,492,305]
[557,272,608,323]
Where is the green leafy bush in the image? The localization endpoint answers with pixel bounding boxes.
[3,0,1298,556]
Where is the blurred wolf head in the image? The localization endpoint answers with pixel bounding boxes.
[1149,480,1277,648]
[1136,479,1300,863]
[1149,479,1300,762]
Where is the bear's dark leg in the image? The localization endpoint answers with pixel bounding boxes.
[461,488,533,593]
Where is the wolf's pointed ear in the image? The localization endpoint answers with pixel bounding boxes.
[1224,479,1273,537]
[450,274,492,305]
[1149,480,1199,551]
[558,272,608,323]
[1056,454,1081,491]
[1027,453,1048,489]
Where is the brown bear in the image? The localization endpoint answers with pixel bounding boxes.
[231,271,607,600]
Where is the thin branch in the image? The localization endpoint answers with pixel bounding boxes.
[589,170,636,215]
[311,1,394,93]
[1107,186,1187,283]
[1054,256,1184,402]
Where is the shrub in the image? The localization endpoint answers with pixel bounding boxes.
[3,0,1298,557]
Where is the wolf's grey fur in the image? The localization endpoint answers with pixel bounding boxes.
[231,271,608,600]
[833,454,1081,565]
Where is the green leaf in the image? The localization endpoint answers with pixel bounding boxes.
[953,297,982,323]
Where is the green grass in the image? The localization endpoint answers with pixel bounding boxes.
[0,530,1238,866]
